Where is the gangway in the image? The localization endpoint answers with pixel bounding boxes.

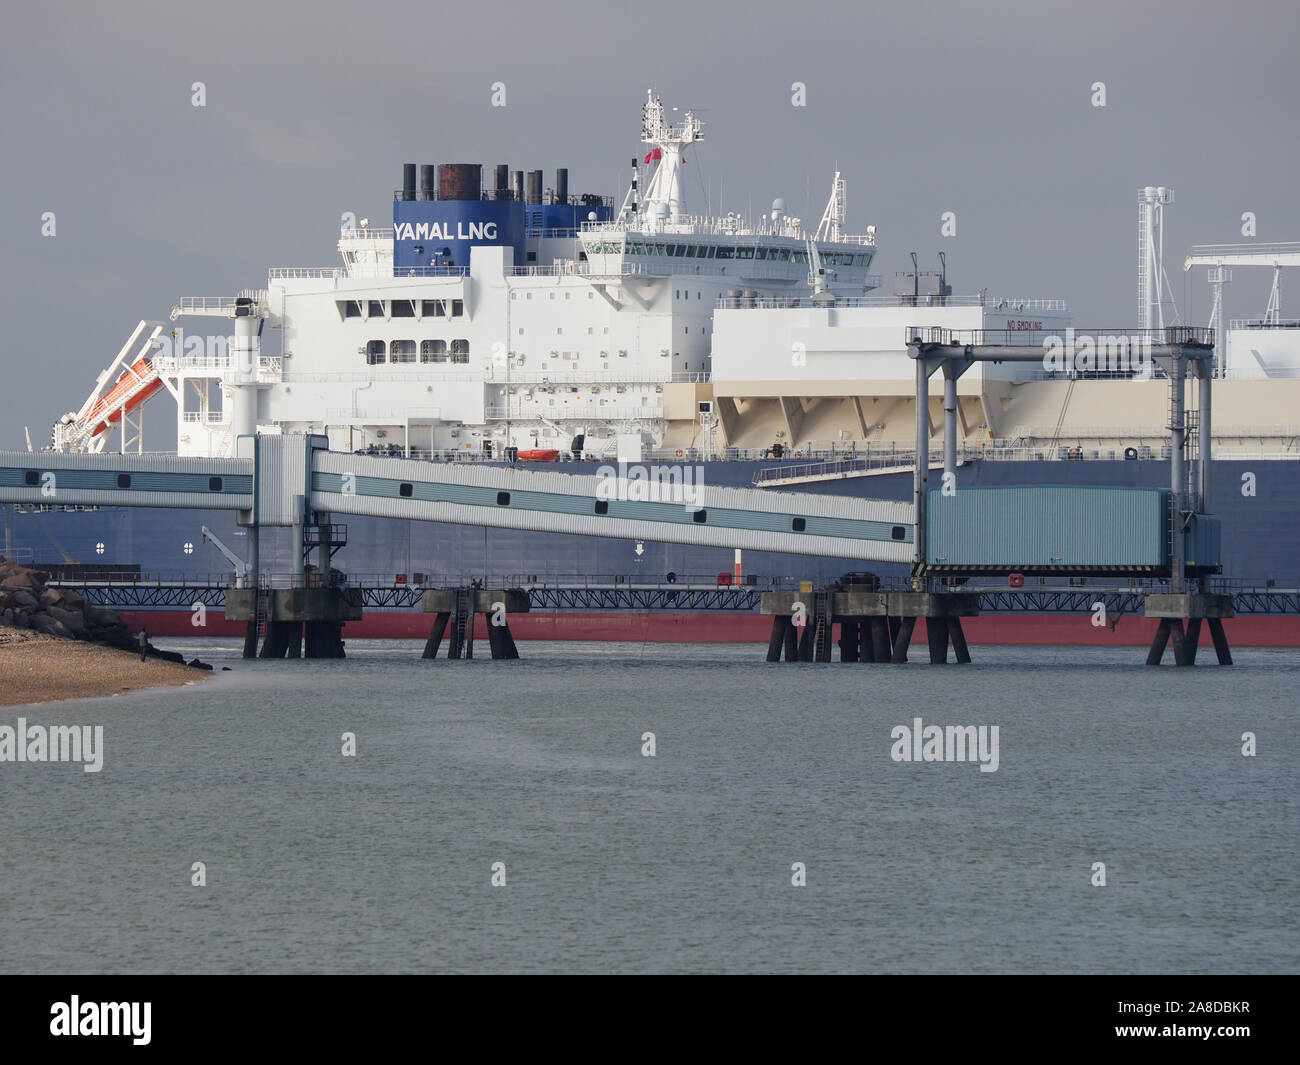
[0,440,916,564]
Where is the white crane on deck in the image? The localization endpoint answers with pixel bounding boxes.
[1183,242,1300,369]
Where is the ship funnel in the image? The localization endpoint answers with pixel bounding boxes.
[438,163,482,201]
[527,170,543,206]
[495,164,510,200]
[419,164,436,201]
[511,170,524,202]
[555,168,568,205]
[401,163,417,202]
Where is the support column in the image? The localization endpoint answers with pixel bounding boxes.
[926,616,949,664]
[423,612,450,659]
[1198,370,1212,511]
[942,369,957,485]
[783,618,800,662]
[858,619,875,663]
[1146,618,1172,665]
[241,526,260,659]
[890,616,916,664]
[839,619,860,663]
[292,494,305,588]
[1182,617,1202,665]
[797,616,816,661]
[914,354,930,572]
[1144,593,1233,666]
[486,620,506,659]
[1207,618,1233,665]
[767,616,789,663]
[1169,352,1186,593]
[948,615,972,664]
[870,617,891,663]
[1169,619,1190,666]
[499,621,520,660]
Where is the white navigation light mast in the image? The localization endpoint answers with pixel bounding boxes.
[1138,186,1177,330]
[814,171,846,244]
[639,90,703,227]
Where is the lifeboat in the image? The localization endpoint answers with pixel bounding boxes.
[87,356,164,439]
[515,448,560,462]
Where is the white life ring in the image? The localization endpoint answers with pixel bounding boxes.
[675,448,684,458]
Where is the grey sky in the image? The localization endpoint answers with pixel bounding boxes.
[2,0,1297,449]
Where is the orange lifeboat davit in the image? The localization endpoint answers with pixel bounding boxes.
[86,356,164,439]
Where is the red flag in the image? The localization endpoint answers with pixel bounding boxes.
[644,151,652,164]
[643,148,662,164]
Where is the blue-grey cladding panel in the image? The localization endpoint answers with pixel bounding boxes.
[926,486,1170,568]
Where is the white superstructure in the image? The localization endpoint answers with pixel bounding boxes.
[136,92,882,460]
[49,98,1300,465]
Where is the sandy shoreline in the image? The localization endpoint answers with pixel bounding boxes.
[0,629,210,706]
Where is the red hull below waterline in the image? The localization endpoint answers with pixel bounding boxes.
[116,610,1300,648]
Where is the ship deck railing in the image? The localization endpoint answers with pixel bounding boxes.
[39,570,1300,615]
[1227,318,1300,330]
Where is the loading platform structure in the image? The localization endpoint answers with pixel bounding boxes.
[1,434,916,658]
[892,324,1232,664]
[0,327,1247,664]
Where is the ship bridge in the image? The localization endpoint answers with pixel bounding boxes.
[1,437,915,564]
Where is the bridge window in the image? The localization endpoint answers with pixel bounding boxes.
[208,476,223,492]
[496,491,511,506]
[422,300,445,317]
[390,340,417,363]
[716,247,734,260]
[365,340,386,365]
[24,470,38,486]
[594,500,609,515]
[343,300,362,318]
[117,474,131,489]
[421,340,447,363]
[452,300,464,316]
[692,509,707,523]
[891,525,906,541]
[399,482,413,497]
[368,301,384,317]
[792,518,806,532]
[451,339,470,364]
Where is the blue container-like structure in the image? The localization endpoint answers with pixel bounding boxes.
[924,485,1217,575]
[1184,513,1222,570]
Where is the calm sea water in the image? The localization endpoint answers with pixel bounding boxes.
[1,639,1296,974]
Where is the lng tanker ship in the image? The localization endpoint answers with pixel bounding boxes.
[6,92,1300,644]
